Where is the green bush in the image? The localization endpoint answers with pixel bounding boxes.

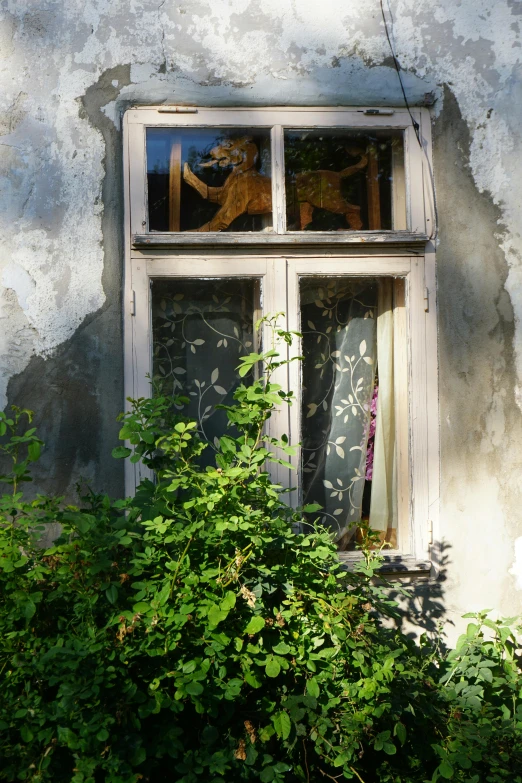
[0,326,521,783]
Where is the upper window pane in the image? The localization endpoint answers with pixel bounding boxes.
[146,128,272,233]
[284,129,405,231]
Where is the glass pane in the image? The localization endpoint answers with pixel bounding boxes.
[285,130,405,231]
[300,277,404,550]
[146,129,272,232]
[152,278,259,465]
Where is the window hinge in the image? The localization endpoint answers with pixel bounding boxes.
[362,108,395,116]
[424,286,429,312]
[130,290,136,316]
[427,519,433,546]
[157,106,198,114]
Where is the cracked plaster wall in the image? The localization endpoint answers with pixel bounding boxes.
[1,0,522,631]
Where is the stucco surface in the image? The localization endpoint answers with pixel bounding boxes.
[1,0,521,628]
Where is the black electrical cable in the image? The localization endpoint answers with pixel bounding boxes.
[380,0,438,239]
[380,0,421,147]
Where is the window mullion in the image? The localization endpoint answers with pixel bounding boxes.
[270,125,286,234]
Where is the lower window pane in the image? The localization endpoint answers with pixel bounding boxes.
[152,278,259,464]
[300,276,406,550]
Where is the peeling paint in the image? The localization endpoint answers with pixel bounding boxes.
[0,0,521,626]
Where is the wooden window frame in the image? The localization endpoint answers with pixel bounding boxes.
[123,106,439,575]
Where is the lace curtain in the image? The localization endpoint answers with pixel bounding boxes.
[152,278,256,467]
[301,277,397,548]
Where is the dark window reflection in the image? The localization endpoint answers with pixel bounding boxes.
[151,277,259,467]
[146,129,272,232]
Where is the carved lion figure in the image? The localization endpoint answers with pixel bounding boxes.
[183,137,272,232]
[295,147,369,231]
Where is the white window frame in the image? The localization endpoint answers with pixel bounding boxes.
[123,106,439,573]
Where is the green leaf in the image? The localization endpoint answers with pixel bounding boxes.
[272,711,291,740]
[220,591,236,611]
[306,677,320,699]
[23,599,36,619]
[207,604,228,629]
[96,728,109,742]
[112,446,132,459]
[20,726,33,743]
[57,726,77,746]
[244,670,263,689]
[105,585,118,604]
[27,441,41,462]
[132,601,150,614]
[130,746,146,766]
[272,642,290,655]
[245,616,265,634]
[394,721,407,746]
[185,681,204,696]
[439,760,454,779]
[265,657,281,678]
[202,725,219,744]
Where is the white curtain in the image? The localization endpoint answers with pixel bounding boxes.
[369,279,398,547]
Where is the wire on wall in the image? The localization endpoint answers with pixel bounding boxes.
[379,0,439,239]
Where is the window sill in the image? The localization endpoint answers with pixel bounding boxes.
[132,231,429,249]
[338,551,432,576]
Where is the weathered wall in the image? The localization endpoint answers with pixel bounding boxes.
[1,0,521,633]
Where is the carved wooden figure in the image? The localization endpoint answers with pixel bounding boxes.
[295,147,369,230]
[183,137,272,232]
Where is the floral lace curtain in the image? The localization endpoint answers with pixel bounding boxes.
[151,278,256,467]
[301,277,397,548]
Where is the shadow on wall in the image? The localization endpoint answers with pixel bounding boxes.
[385,541,452,643]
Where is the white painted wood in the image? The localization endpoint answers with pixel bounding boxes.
[128,122,147,236]
[129,259,154,491]
[126,107,426,131]
[145,257,270,276]
[285,258,302,509]
[132,232,428,247]
[406,110,428,234]
[423,241,441,563]
[408,256,430,558]
[391,135,407,230]
[419,109,436,240]
[123,111,138,497]
[271,126,286,234]
[393,278,410,551]
[286,257,412,276]
[262,258,293,492]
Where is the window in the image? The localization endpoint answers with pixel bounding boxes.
[124,107,438,571]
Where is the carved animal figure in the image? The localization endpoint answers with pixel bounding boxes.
[295,148,368,230]
[183,137,272,232]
